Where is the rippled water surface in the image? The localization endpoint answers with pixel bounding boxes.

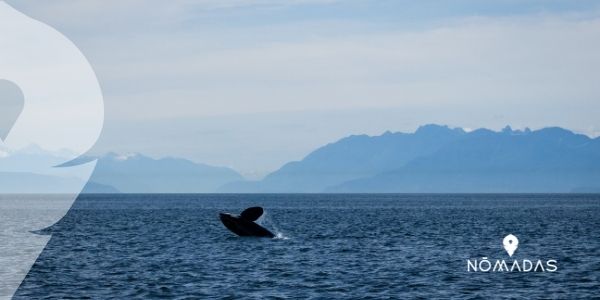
[14,194,600,299]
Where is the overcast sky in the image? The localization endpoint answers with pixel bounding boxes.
[6,0,600,178]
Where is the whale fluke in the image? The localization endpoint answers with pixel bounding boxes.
[219,207,274,238]
[240,206,263,222]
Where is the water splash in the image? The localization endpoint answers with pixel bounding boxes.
[257,210,289,240]
[274,232,289,240]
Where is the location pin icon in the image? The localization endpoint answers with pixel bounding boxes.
[0,79,24,142]
[503,234,519,257]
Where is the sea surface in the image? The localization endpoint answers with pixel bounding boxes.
[13,194,600,299]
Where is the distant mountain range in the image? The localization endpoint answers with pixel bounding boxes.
[220,125,600,193]
[85,153,243,193]
[0,144,94,193]
[0,147,242,193]
[3,124,600,193]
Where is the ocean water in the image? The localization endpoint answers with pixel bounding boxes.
[14,194,600,299]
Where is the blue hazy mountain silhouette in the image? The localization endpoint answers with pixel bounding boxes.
[6,125,599,193]
[0,144,110,193]
[220,124,466,192]
[0,147,241,193]
[221,125,600,193]
[86,153,243,193]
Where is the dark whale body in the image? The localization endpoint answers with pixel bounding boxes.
[219,207,275,238]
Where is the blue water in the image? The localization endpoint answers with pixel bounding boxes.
[14,194,600,299]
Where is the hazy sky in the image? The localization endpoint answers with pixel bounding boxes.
[6,0,600,178]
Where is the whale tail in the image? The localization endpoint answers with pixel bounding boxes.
[240,206,264,222]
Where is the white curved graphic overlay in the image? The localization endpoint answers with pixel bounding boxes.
[0,1,104,298]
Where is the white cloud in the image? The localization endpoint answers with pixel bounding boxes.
[7,0,342,34]
[5,1,600,174]
[77,14,600,120]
